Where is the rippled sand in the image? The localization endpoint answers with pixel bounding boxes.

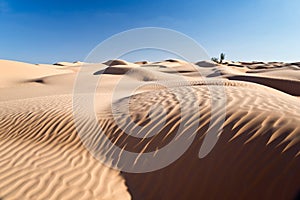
[0,59,299,199]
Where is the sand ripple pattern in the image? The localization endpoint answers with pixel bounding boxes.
[0,77,299,199]
[92,81,300,199]
[0,96,130,200]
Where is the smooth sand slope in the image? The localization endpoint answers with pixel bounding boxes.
[0,59,299,199]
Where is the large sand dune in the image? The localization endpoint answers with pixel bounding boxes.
[0,59,299,199]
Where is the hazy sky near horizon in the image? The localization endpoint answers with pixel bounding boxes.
[0,0,299,63]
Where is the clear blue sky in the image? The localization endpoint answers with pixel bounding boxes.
[0,0,299,63]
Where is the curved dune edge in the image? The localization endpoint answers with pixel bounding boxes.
[226,75,300,96]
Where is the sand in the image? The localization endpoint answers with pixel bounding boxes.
[0,59,299,199]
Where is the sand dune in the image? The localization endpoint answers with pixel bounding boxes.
[0,96,130,200]
[0,60,72,88]
[221,61,300,96]
[0,59,299,199]
[103,60,131,66]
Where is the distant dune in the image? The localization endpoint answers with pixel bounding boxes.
[0,59,299,199]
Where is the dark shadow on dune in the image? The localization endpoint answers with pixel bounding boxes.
[206,71,223,77]
[103,60,128,66]
[53,63,64,66]
[134,61,148,65]
[195,61,217,68]
[164,59,180,63]
[227,75,300,96]
[24,78,45,84]
[120,118,300,200]
[164,70,195,74]
[248,65,273,69]
[227,63,244,67]
[240,61,266,65]
[291,62,300,67]
[93,67,130,75]
[34,79,45,84]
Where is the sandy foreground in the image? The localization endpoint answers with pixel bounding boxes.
[0,59,299,199]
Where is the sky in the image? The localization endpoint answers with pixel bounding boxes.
[0,0,300,63]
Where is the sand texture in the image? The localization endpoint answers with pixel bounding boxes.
[0,59,299,199]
